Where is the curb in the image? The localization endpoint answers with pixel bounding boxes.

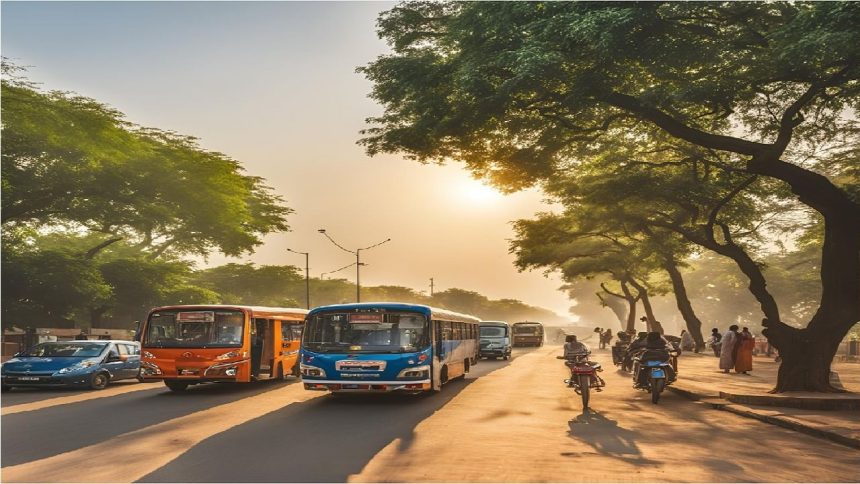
[668,386,860,450]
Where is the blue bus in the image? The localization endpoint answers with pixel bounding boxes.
[299,303,480,393]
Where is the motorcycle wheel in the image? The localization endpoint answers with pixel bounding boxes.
[651,378,664,404]
[579,374,591,409]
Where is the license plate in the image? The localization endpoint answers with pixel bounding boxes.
[651,369,665,378]
[19,377,40,381]
[179,369,199,376]
[342,384,360,389]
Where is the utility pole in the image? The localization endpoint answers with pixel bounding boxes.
[430,277,435,297]
[318,229,390,303]
[286,248,310,309]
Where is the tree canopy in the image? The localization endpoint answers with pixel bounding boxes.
[362,1,860,391]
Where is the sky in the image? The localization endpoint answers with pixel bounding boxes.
[1,1,576,318]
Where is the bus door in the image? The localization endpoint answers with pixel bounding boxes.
[251,318,275,378]
[280,321,303,377]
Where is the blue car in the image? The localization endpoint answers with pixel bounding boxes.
[1,340,141,391]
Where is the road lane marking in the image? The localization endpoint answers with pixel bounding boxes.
[1,383,163,416]
[2,383,321,483]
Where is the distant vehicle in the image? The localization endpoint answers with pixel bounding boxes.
[479,321,512,360]
[139,305,308,392]
[512,322,544,347]
[300,302,480,393]
[1,340,141,391]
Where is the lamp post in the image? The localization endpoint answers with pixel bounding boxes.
[318,229,390,303]
[286,248,310,309]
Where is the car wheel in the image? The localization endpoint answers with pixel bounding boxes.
[90,372,109,390]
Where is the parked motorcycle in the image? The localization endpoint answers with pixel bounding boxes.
[632,348,679,404]
[561,353,606,409]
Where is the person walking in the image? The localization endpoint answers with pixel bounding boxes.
[719,325,740,373]
[603,328,613,349]
[708,328,722,357]
[734,327,755,374]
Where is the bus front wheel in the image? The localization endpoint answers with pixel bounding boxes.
[165,380,189,392]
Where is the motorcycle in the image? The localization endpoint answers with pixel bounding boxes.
[611,341,629,368]
[561,352,606,409]
[632,348,678,404]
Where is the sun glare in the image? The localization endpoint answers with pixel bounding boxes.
[463,179,503,204]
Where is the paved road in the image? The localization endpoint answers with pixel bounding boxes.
[2,346,857,482]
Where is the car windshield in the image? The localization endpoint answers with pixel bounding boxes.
[480,326,507,338]
[514,325,540,334]
[23,342,107,358]
[143,310,245,348]
[304,312,428,353]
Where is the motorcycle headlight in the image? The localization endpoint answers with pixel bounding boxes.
[57,360,98,374]
[397,365,430,379]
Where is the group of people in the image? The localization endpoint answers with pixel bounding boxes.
[708,326,756,374]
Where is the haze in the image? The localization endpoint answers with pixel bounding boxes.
[1,1,574,318]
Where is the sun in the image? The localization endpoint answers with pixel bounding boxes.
[463,179,504,204]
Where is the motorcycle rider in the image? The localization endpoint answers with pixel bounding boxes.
[634,332,677,386]
[563,334,590,358]
[623,332,649,367]
[562,335,603,391]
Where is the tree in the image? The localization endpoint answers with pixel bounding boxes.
[2,64,291,258]
[361,2,860,391]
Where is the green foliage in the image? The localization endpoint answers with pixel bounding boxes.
[2,66,291,258]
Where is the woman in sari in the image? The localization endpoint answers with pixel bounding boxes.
[719,325,739,373]
[734,327,755,374]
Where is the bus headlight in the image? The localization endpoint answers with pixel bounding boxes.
[215,351,240,361]
[300,363,326,378]
[397,365,430,379]
[140,361,162,375]
[143,351,156,359]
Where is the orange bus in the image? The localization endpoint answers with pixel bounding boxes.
[139,305,308,392]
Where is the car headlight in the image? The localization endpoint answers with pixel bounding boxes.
[397,365,430,379]
[215,351,241,361]
[300,363,326,378]
[57,360,98,374]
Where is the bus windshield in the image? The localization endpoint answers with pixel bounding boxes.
[144,310,245,348]
[304,312,428,353]
[480,326,507,338]
[514,325,540,334]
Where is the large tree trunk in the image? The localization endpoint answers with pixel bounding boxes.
[627,278,666,334]
[745,158,860,392]
[662,258,706,350]
[762,211,860,392]
[619,282,638,333]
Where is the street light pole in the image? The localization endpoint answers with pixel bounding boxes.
[286,248,310,309]
[318,229,390,303]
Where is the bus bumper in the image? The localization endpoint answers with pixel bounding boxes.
[302,380,432,392]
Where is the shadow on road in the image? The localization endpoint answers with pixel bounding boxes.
[1,379,300,468]
[140,378,477,483]
[566,409,660,466]
[0,380,146,407]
